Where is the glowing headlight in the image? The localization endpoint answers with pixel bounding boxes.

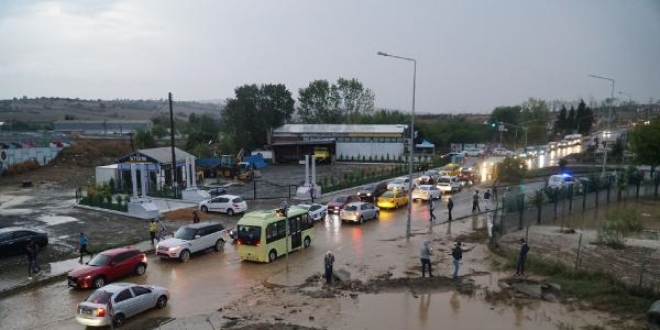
[168,246,182,252]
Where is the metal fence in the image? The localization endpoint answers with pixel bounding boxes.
[492,172,660,291]
[225,179,298,201]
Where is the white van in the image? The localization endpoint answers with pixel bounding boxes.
[548,174,575,188]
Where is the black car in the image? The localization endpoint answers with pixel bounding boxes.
[357,182,388,202]
[0,228,48,258]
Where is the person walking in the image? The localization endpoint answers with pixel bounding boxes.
[192,210,200,223]
[472,190,481,212]
[420,241,433,277]
[515,238,530,277]
[447,198,454,221]
[310,186,316,203]
[149,219,158,245]
[451,241,474,280]
[429,198,436,222]
[78,232,93,264]
[484,189,491,201]
[26,240,40,280]
[324,251,335,284]
[156,218,167,243]
[492,184,498,201]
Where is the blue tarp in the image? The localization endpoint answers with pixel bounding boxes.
[197,157,222,168]
[244,154,266,169]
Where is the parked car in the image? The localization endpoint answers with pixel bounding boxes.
[356,182,388,202]
[326,195,359,213]
[437,176,461,193]
[0,228,48,258]
[198,194,247,216]
[412,185,441,201]
[377,189,409,210]
[387,176,411,191]
[492,147,515,157]
[292,203,328,221]
[67,247,147,289]
[339,202,379,224]
[156,222,228,262]
[418,170,440,185]
[75,282,170,328]
[463,148,484,156]
[548,174,575,189]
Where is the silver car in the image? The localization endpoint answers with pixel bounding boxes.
[76,283,170,328]
[339,202,379,224]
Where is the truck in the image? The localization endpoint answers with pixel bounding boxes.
[218,149,255,181]
[313,146,331,164]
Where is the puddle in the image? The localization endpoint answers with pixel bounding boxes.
[335,290,609,330]
[0,208,35,216]
[0,195,34,209]
[36,215,79,225]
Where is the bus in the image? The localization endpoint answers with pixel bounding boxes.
[236,208,315,263]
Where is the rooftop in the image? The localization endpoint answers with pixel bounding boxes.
[274,124,407,134]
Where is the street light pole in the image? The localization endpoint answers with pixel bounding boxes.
[588,74,615,176]
[377,51,417,238]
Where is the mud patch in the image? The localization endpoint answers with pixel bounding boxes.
[225,322,324,330]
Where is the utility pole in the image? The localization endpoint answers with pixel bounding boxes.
[169,92,177,189]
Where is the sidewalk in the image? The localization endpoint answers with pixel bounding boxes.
[0,240,155,299]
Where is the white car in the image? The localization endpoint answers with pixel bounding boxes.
[412,185,441,201]
[492,148,515,157]
[156,222,228,262]
[292,203,328,221]
[436,176,461,193]
[463,148,484,157]
[548,174,575,189]
[199,194,247,216]
[387,177,411,191]
[76,283,170,328]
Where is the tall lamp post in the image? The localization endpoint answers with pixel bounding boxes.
[377,51,417,238]
[588,74,615,176]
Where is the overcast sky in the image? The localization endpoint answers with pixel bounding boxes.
[0,0,658,113]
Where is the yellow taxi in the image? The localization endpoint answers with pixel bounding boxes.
[376,189,409,210]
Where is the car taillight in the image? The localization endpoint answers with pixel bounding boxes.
[96,308,106,317]
[237,239,242,245]
[256,241,260,247]
[142,254,148,263]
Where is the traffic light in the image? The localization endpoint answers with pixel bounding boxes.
[491,122,496,128]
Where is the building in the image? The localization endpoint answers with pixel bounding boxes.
[109,147,196,193]
[270,124,410,163]
[54,120,152,135]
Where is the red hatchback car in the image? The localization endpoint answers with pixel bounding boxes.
[326,195,359,213]
[67,247,147,289]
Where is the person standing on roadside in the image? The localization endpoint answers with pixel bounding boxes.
[484,189,491,201]
[192,210,200,223]
[149,219,158,245]
[26,240,40,280]
[429,198,436,222]
[451,241,474,280]
[310,185,316,203]
[324,251,335,285]
[515,238,530,277]
[78,232,93,264]
[420,241,433,277]
[447,198,454,221]
[472,190,481,212]
[156,218,167,243]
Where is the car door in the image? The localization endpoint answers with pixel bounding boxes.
[130,286,154,314]
[7,231,28,255]
[361,203,373,220]
[0,233,12,256]
[309,204,321,220]
[109,252,134,280]
[214,197,229,213]
[113,288,137,318]
[189,228,206,253]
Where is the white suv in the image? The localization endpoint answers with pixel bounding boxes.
[436,176,461,193]
[156,222,228,262]
[199,194,247,216]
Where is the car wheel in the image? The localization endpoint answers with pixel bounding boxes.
[303,236,311,248]
[268,250,277,263]
[394,204,399,210]
[93,276,105,289]
[201,206,209,213]
[134,263,146,276]
[227,208,234,216]
[112,313,125,328]
[179,249,191,262]
[156,295,168,309]
[214,239,225,252]
[359,216,364,224]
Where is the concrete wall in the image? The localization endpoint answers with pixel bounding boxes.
[336,142,404,160]
[0,147,62,171]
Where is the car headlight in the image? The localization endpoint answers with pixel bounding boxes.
[366,193,371,196]
[168,246,182,252]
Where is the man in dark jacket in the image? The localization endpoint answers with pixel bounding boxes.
[26,240,40,280]
[451,241,474,280]
[515,238,530,277]
[447,198,454,221]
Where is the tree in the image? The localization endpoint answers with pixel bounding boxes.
[490,106,521,127]
[297,78,375,124]
[575,100,594,135]
[496,157,528,183]
[628,119,660,176]
[554,105,568,134]
[134,129,156,149]
[185,113,220,150]
[221,83,295,152]
[520,98,551,145]
[567,106,576,132]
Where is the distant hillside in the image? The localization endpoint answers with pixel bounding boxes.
[0,97,222,123]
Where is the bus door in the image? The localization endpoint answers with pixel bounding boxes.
[289,216,302,249]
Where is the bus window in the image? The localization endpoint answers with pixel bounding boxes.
[301,214,312,230]
[237,225,261,246]
[266,220,287,244]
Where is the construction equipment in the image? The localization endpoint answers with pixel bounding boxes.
[313,146,331,164]
[218,149,256,181]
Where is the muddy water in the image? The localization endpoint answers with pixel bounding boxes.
[335,289,607,330]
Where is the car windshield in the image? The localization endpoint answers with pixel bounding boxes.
[438,177,450,183]
[237,225,261,246]
[86,290,112,304]
[87,253,112,267]
[332,196,347,203]
[174,227,196,240]
[392,178,405,184]
[296,204,311,210]
[382,191,395,198]
[418,186,430,191]
[361,185,375,191]
[344,204,358,211]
